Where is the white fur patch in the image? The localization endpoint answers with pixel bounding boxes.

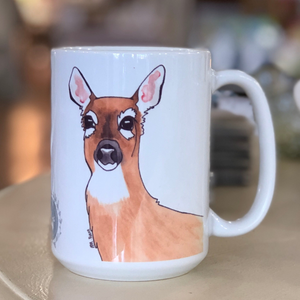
[120,129,134,140]
[87,164,129,205]
[85,128,95,138]
[117,108,136,123]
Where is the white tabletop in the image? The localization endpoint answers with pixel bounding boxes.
[0,159,299,300]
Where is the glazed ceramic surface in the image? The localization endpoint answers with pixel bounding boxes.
[51,47,276,281]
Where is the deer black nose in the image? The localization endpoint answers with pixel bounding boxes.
[94,140,123,170]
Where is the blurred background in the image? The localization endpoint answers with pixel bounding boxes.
[0,0,300,189]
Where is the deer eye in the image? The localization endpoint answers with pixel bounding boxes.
[83,115,95,129]
[82,113,97,138]
[119,116,134,131]
[118,109,136,140]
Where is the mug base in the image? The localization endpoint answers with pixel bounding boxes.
[53,249,207,281]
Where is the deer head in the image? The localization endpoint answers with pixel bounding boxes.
[69,65,166,175]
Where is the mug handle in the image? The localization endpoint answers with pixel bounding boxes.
[209,70,276,237]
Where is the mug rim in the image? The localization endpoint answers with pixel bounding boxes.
[51,46,210,54]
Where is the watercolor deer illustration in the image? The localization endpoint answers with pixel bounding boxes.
[69,65,203,262]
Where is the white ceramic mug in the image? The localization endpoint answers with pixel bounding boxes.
[51,46,276,281]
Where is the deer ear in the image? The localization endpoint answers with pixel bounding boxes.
[135,65,165,113]
[69,67,93,109]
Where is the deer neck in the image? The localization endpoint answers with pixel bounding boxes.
[122,157,151,201]
[86,157,151,206]
[87,164,129,205]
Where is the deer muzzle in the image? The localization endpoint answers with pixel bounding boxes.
[94,140,123,171]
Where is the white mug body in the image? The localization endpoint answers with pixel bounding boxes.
[51,47,211,280]
[51,47,237,281]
